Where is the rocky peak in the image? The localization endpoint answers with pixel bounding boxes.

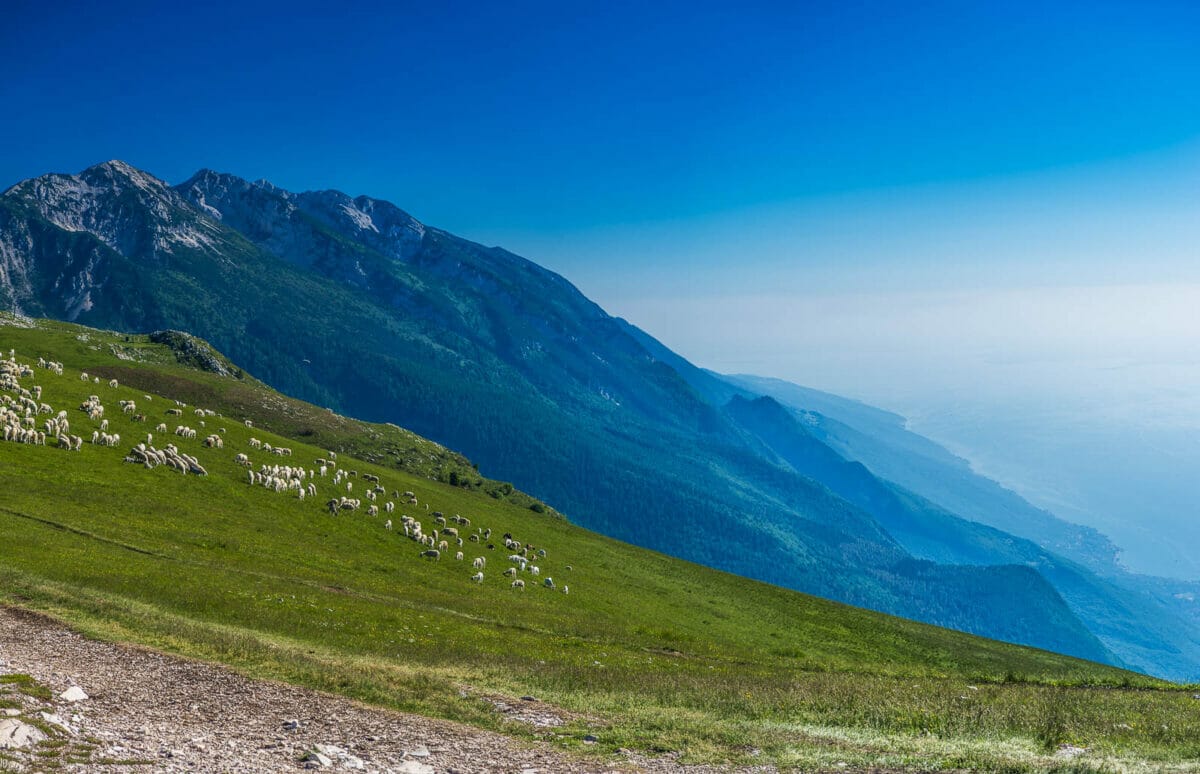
[2,162,218,260]
[78,160,168,194]
[174,169,300,250]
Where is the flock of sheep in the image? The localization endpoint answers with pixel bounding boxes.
[1,347,574,595]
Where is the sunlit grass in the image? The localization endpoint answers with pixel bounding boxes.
[2,315,1198,771]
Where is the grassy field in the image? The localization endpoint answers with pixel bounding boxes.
[2,314,1199,772]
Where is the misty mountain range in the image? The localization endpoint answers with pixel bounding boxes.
[3,160,1198,679]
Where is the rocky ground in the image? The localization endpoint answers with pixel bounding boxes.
[0,607,770,773]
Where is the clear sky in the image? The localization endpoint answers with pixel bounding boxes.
[5,1,1200,576]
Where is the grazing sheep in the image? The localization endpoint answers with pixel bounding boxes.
[543,577,555,589]
[511,579,525,590]
[420,549,440,561]
[473,556,486,569]
[384,519,392,530]
[455,551,464,561]
[108,379,118,388]
[471,572,484,583]
[562,586,569,595]
[503,568,517,577]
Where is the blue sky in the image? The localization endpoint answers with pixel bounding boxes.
[4,1,1199,234]
[6,1,1200,574]
[4,1,1199,310]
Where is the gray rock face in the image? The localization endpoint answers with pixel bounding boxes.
[5,161,222,262]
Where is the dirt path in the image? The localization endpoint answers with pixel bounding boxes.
[0,607,766,773]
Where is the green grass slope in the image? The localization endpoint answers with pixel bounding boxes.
[2,314,1198,772]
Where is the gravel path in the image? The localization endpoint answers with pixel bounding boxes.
[0,607,769,773]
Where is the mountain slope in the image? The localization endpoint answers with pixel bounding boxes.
[722,373,1200,681]
[723,373,1122,571]
[3,314,1195,773]
[0,161,1125,667]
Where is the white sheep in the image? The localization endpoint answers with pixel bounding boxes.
[511,579,525,590]
[471,572,484,583]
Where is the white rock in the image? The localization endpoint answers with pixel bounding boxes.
[59,685,88,702]
[303,750,333,768]
[0,718,47,749]
[397,762,434,774]
[406,745,431,758]
[39,711,73,734]
[315,743,345,756]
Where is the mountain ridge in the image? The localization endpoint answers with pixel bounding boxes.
[3,159,1188,675]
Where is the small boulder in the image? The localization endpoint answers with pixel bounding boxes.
[302,749,333,768]
[39,711,73,734]
[398,762,434,774]
[406,744,431,758]
[59,685,88,702]
[0,718,47,749]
